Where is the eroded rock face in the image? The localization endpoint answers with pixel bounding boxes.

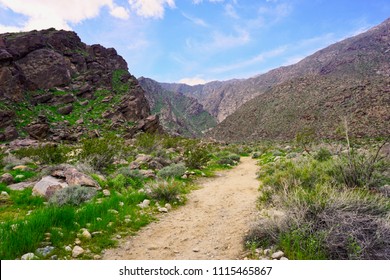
[0,28,160,141]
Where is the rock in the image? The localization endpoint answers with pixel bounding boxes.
[25,123,50,140]
[139,169,156,179]
[271,251,285,259]
[124,218,131,223]
[8,139,39,149]
[3,126,18,141]
[63,167,100,189]
[102,189,111,196]
[32,176,68,198]
[7,181,36,191]
[13,165,29,171]
[35,246,55,257]
[0,173,14,185]
[21,253,37,260]
[1,191,10,198]
[116,235,122,239]
[93,255,102,260]
[65,245,72,252]
[72,246,84,258]
[164,203,172,211]
[135,154,153,163]
[57,104,73,115]
[280,257,289,260]
[158,207,168,213]
[263,249,271,256]
[74,238,81,245]
[81,230,92,239]
[51,255,58,260]
[15,175,24,180]
[193,248,200,252]
[137,199,150,208]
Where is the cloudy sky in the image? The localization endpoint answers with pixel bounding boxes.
[0,0,389,85]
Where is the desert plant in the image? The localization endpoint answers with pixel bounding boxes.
[157,163,186,178]
[314,147,332,162]
[184,146,211,169]
[49,186,97,206]
[13,144,70,165]
[147,179,183,203]
[136,133,157,154]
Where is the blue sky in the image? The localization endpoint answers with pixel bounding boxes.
[0,0,389,85]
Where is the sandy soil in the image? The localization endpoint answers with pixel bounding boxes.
[103,157,259,260]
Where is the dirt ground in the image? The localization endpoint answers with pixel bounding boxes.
[103,157,260,260]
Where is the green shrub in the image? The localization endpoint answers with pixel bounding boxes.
[108,174,127,191]
[157,163,186,178]
[314,148,332,162]
[184,146,210,169]
[148,179,183,203]
[79,136,123,172]
[14,144,70,164]
[49,186,97,206]
[136,133,157,154]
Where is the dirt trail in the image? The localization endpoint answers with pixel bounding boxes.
[103,157,259,260]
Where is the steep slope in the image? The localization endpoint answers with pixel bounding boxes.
[161,18,390,124]
[208,18,390,141]
[0,29,160,142]
[139,77,216,137]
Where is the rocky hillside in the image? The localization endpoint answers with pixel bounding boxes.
[162,18,390,126]
[0,29,160,142]
[139,77,216,137]
[208,18,390,142]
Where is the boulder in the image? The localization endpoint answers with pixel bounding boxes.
[8,181,36,191]
[58,105,73,115]
[25,123,50,140]
[32,176,68,198]
[72,246,84,258]
[1,126,18,141]
[63,167,100,189]
[0,173,14,185]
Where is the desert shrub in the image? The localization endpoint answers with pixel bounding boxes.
[157,163,186,178]
[49,186,97,206]
[117,167,144,179]
[184,146,211,169]
[147,179,183,203]
[314,148,332,162]
[108,174,127,191]
[252,152,261,159]
[136,133,157,154]
[161,136,181,149]
[14,144,70,164]
[78,136,123,172]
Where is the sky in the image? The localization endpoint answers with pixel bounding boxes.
[0,0,389,85]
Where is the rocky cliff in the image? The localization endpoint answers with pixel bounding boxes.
[139,77,216,138]
[0,28,160,142]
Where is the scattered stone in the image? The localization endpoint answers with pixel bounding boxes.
[15,175,25,180]
[1,191,10,198]
[65,246,72,252]
[137,199,150,209]
[76,118,84,125]
[263,249,271,256]
[13,165,29,171]
[0,173,13,185]
[164,203,172,211]
[193,248,200,252]
[36,246,55,257]
[271,251,285,260]
[102,189,111,196]
[81,230,92,239]
[158,207,168,213]
[74,238,81,245]
[51,255,58,260]
[139,169,156,179]
[280,257,289,260]
[93,255,102,260]
[63,167,100,189]
[21,253,37,260]
[116,235,122,239]
[72,246,84,258]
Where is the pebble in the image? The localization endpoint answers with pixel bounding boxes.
[263,249,271,256]
[193,248,200,252]
[65,246,72,252]
[82,230,92,239]
[271,251,285,259]
[165,203,172,211]
[72,246,84,258]
[36,246,55,258]
[280,257,289,260]
[74,238,81,245]
[21,253,36,260]
[158,207,168,213]
[1,191,9,198]
[116,235,122,239]
[93,255,102,260]
[51,255,58,260]
[103,189,110,196]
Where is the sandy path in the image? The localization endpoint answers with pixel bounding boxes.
[103,157,259,260]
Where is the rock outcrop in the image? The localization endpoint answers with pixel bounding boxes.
[0,28,161,141]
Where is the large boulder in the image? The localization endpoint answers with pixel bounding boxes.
[32,176,68,198]
[54,167,100,189]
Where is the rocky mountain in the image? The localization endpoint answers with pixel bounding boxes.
[0,28,160,142]
[208,18,390,141]
[138,77,216,138]
[161,18,390,128]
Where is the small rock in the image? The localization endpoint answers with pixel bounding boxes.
[137,199,150,209]
[280,257,289,260]
[93,255,102,260]
[164,203,172,211]
[13,165,29,171]
[158,207,168,213]
[65,245,72,252]
[102,189,110,196]
[72,246,84,258]
[116,235,122,239]
[119,201,124,207]
[1,191,10,198]
[51,255,58,260]
[36,246,55,257]
[124,218,131,223]
[263,249,271,256]
[21,253,37,260]
[255,248,263,255]
[74,238,81,245]
[271,251,285,259]
[193,248,200,252]
[0,173,13,185]
[15,175,24,180]
[81,230,92,239]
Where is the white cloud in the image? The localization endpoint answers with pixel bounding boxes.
[192,0,224,4]
[178,76,209,85]
[224,4,239,19]
[182,12,208,27]
[0,0,130,32]
[128,0,175,19]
